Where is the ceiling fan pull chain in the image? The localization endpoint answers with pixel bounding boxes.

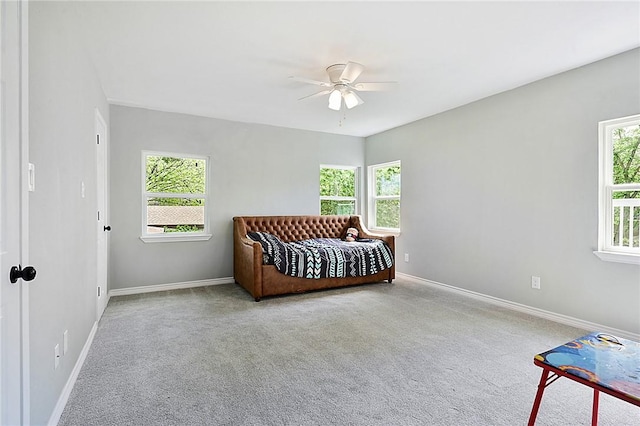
[339,110,347,127]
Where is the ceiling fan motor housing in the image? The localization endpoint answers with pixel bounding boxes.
[326,64,347,83]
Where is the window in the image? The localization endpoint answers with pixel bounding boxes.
[368,161,401,232]
[319,165,359,215]
[141,151,211,242]
[595,115,640,264]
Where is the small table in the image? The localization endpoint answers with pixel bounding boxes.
[528,332,640,426]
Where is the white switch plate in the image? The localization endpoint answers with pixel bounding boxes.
[404,253,409,262]
[63,330,68,355]
[28,163,35,192]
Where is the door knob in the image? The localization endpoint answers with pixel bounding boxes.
[104,225,111,231]
[10,264,36,284]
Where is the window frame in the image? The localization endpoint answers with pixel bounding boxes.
[319,165,360,216]
[140,150,212,243]
[594,114,640,265]
[368,160,401,234]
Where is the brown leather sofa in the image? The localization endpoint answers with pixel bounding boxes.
[233,215,395,301]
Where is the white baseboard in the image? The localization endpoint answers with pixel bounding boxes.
[48,321,98,426]
[397,272,640,341]
[109,277,235,298]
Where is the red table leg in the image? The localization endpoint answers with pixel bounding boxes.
[528,368,550,426]
[591,388,599,426]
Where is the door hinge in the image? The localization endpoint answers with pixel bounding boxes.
[98,286,101,297]
[97,134,100,144]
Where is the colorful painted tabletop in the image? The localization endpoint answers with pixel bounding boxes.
[535,332,640,403]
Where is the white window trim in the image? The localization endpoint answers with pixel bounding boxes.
[140,150,212,243]
[319,164,360,215]
[368,160,401,234]
[594,114,640,265]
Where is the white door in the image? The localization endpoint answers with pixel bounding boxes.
[1,1,30,424]
[96,109,109,320]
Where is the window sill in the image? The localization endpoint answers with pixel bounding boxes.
[369,228,401,238]
[593,250,640,266]
[140,233,212,243]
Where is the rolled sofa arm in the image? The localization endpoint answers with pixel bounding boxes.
[349,215,391,240]
[349,215,395,282]
[233,217,263,300]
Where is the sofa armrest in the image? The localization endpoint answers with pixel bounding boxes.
[233,217,264,300]
[350,215,395,281]
[350,215,390,240]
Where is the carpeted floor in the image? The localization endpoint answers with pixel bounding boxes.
[58,278,639,425]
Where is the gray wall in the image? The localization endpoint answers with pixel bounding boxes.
[29,2,109,424]
[109,105,365,289]
[366,49,640,334]
[24,5,639,423]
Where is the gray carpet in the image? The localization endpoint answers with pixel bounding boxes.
[58,278,639,425]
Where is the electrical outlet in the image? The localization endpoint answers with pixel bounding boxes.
[63,330,68,355]
[54,344,60,369]
[404,253,409,262]
[531,276,541,290]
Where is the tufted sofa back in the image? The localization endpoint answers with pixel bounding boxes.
[234,215,352,242]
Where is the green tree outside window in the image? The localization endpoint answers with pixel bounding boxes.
[144,154,208,234]
[320,166,357,215]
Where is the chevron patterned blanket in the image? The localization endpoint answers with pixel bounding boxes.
[247,232,394,279]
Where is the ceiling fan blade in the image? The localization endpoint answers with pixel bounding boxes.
[298,89,332,101]
[352,82,397,92]
[339,62,364,83]
[289,76,332,87]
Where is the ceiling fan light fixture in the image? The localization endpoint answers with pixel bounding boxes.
[328,89,342,111]
[343,91,360,109]
[292,61,393,112]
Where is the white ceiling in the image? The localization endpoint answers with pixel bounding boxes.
[73,1,640,137]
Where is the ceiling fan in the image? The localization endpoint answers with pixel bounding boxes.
[289,62,395,111]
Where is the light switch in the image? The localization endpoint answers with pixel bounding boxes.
[28,163,35,192]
